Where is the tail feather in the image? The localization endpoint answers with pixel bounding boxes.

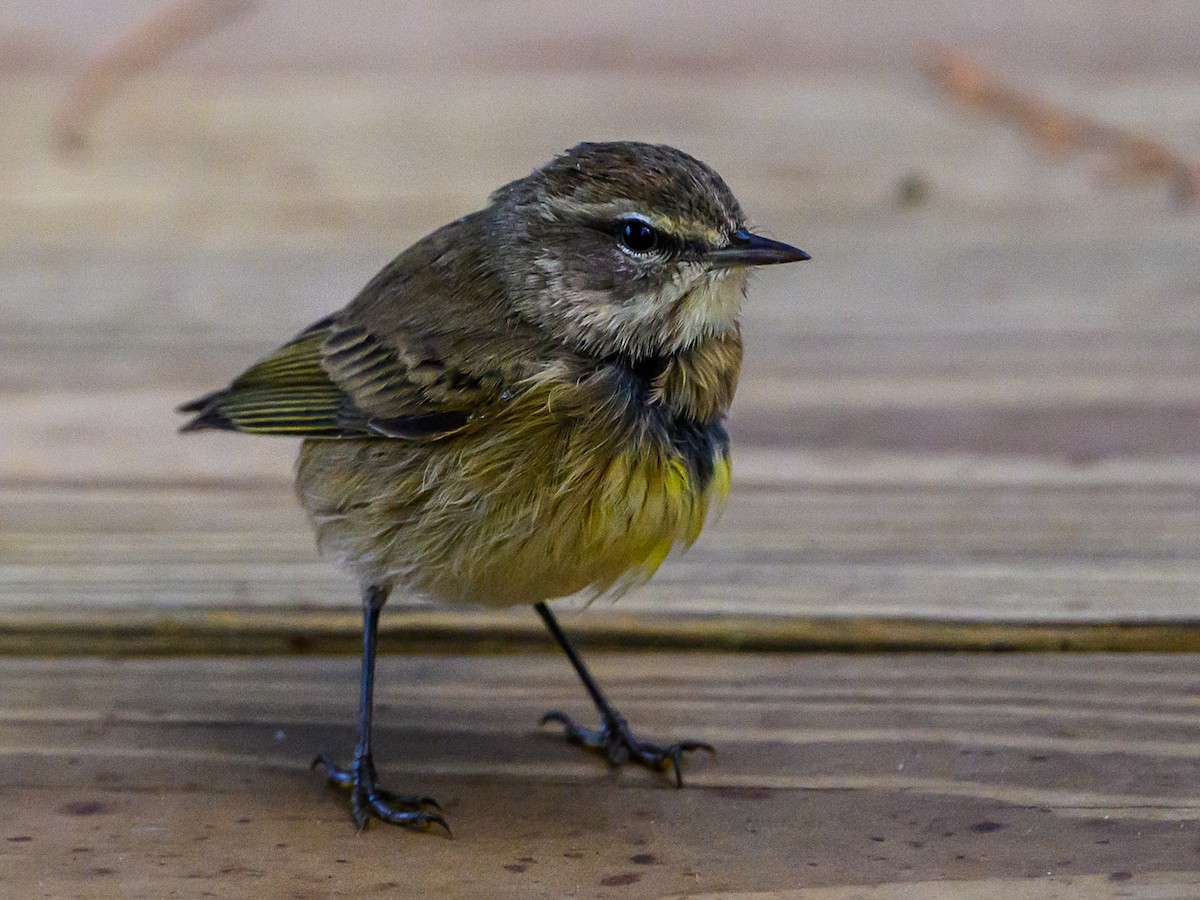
[178,394,236,432]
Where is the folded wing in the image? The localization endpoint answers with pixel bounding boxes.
[178,315,479,440]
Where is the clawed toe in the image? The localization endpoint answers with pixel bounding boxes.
[540,710,714,787]
[312,753,450,835]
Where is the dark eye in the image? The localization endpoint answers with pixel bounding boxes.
[619,219,660,254]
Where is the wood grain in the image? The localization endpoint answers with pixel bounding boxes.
[3,653,1200,896]
[2,1,1199,640]
[4,479,1200,646]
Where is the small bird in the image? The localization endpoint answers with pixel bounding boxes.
[180,141,809,832]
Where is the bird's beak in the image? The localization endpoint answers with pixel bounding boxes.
[706,230,811,267]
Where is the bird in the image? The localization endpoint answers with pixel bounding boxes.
[179,141,809,833]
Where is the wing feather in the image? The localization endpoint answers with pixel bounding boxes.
[178,316,480,439]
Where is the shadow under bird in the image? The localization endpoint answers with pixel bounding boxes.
[180,141,809,833]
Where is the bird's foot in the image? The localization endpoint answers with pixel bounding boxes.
[312,753,450,835]
[540,710,714,787]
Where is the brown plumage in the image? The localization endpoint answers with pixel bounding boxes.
[180,141,808,831]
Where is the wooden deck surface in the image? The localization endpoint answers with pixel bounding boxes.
[3,3,1200,893]
[3,0,1200,644]
[5,652,1200,897]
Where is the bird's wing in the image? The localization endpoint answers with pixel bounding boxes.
[178,313,495,439]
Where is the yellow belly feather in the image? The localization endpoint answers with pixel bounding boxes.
[296,340,740,608]
[296,407,730,608]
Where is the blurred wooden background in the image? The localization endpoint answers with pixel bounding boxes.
[2,0,1199,647]
[5,5,1200,897]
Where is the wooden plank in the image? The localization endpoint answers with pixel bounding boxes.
[3,653,1200,895]
[5,74,1198,338]
[4,606,1200,657]
[2,1,1198,634]
[14,0,1200,78]
[3,479,1200,628]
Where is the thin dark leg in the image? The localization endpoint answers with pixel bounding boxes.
[313,586,449,834]
[534,601,619,720]
[355,588,382,758]
[534,601,714,787]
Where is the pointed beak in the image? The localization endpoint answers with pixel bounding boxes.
[706,230,811,267]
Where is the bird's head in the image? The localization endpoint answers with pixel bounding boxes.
[487,141,809,360]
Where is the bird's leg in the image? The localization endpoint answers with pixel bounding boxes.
[313,585,449,834]
[534,602,714,787]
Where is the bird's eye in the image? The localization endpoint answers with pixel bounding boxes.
[618,219,660,255]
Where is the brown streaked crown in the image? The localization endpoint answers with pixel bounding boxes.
[493,142,745,237]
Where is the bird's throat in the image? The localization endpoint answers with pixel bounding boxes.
[643,329,743,426]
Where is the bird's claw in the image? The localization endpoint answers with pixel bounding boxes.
[312,753,451,835]
[540,710,714,787]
